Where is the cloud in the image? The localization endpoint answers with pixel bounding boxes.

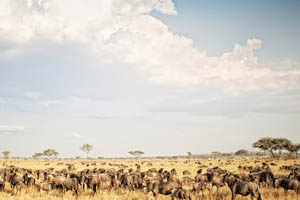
[148,93,300,117]
[41,100,62,107]
[0,125,25,134]
[24,91,41,100]
[0,0,299,95]
[72,132,81,139]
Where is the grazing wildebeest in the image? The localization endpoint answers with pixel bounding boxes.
[171,188,192,200]
[207,172,226,193]
[250,168,275,187]
[143,174,182,198]
[86,175,100,193]
[64,177,79,195]
[277,177,300,194]
[223,173,262,200]
[48,175,66,192]
[36,181,53,194]
[7,173,24,195]
[23,173,36,187]
[183,170,191,176]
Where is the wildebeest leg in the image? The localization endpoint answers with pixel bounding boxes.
[93,184,97,193]
[231,187,236,200]
[232,192,236,200]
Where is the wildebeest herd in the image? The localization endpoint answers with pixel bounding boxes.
[0,159,300,200]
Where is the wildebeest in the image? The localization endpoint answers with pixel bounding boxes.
[35,181,53,193]
[143,173,182,198]
[48,175,66,192]
[250,168,275,187]
[64,177,79,195]
[0,174,5,191]
[277,177,300,194]
[183,170,191,176]
[223,173,262,200]
[7,173,24,194]
[171,188,192,200]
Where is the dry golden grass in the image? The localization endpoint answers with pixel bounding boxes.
[0,157,299,200]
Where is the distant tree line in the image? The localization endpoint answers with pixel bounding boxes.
[2,138,300,159]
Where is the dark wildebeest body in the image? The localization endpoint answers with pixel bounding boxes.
[48,175,66,192]
[171,188,192,200]
[143,175,182,198]
[278,178,300,194]
[224,173,262,200]
[36,181,53,193]
[64,177,79,195]
[250,169,275,187]
[0,175,5,191]
[7,173,24,194]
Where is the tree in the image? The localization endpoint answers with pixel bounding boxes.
[187,152,192,159]
[252,137,277,157]
[222,153,232,157]
[32,152,44,159]
[43,149,59,159]
[128,150,144,158]
[235,149,249,156]
[287,144,300,158]
[2,151,10,158]
[273,138,292,155]
[211,151,222,157]
[80,144,93,159]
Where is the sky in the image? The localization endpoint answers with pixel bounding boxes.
[0,0,300,158]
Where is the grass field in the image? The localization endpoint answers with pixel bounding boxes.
[0,157,299,200]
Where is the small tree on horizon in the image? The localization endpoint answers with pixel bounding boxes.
[80,144,93,159]
[235,149,249,156]
[128,150,144,158]
[2,151,10,158]
[187,152,192,159]
[32,152,44,159]
[43,149,59,159]
[211,151,222,157]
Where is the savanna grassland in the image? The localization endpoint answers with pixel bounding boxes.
[0,157,299,200]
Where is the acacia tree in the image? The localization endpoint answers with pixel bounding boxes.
[252,137,277,157]
[253,137,294,158]
[287,144,300,158]
[32,152,44,159]
[273,138,292,155]
[2,151,10,158]
[80,144,93,159]
[235,149,249,156]
[43,149,59,159]
[128,150,144,158]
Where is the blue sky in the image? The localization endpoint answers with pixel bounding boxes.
[153,0,300,61]
[0,0,300,158]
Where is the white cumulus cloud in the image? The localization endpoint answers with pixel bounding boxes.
[0,0,299,94]
[24,91,42,100]
[0,125,25,134]
[72,132,81,139]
